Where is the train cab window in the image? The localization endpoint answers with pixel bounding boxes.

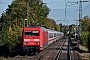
[25,31,39,36]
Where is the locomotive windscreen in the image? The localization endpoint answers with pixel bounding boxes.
[25,31,39,36]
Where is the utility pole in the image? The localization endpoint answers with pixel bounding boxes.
[78,0,82,39]
[24,19,27,27]
[78,0,88,39]
[26,0,29,26]
[65,0,78,34]
[68,0,88,39]
[74,19,78,33]
[65,0,67,22]
[74,28,76,38]
[62,0,67,34]
[24,1,29,27]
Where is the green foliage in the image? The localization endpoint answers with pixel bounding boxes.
[0,13,9,46]
[0,0,63,51]
[80,16,90,50]
[80,31,89,48]
[81,18,90,32]
[46,18,59,31]
[0,0,50,51]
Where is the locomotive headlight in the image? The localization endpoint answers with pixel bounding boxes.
[24,42,26,44]
[34,39,39,41]
[24,42,28,44]
[24,39,30,42]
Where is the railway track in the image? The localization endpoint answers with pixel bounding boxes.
[32,40,64,60]
[57,37,83,60]
[11,38,66,60]
[32,38,66,60]
[11,37,83,60]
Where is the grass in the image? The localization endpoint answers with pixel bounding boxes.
[0,56,11,60]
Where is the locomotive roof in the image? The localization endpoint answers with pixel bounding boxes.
[24,26,47,31]
[24,26,63,34]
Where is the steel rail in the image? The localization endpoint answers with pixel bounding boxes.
[55,37,66,60]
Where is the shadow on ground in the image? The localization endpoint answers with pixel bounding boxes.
[0,44,34,58]
[71,41,88,53]
[72,47,87,53]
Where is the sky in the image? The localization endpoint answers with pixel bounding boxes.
[0,0,12,15]
[43,0,90,25]
[0,0,90,25]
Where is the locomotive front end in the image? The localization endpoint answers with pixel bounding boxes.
[22,27,41,54]
[23,31,40,46]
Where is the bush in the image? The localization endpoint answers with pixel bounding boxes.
[80,31,89,48]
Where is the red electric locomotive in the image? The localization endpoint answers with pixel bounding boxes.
[22,26,64,54]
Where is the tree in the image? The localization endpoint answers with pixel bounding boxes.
[0,0,50,51]
[80,31,89,48]
[80,16,90,51]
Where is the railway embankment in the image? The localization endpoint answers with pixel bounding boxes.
[71,38,90,60]
[79,45,90,60]
[59,37,82,60]
[0,37,89,60]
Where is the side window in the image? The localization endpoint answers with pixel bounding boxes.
[57,34,58,36]
[54,33,56,37]
[59,34,60,36]
[57,34,60,36]
[49,33,53,38]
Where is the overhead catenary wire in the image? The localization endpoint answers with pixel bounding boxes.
[43,1,90,16]
[0,2,65,4]
[1,1,89,12]
[42,2,65,4]
[82,2,90,12]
